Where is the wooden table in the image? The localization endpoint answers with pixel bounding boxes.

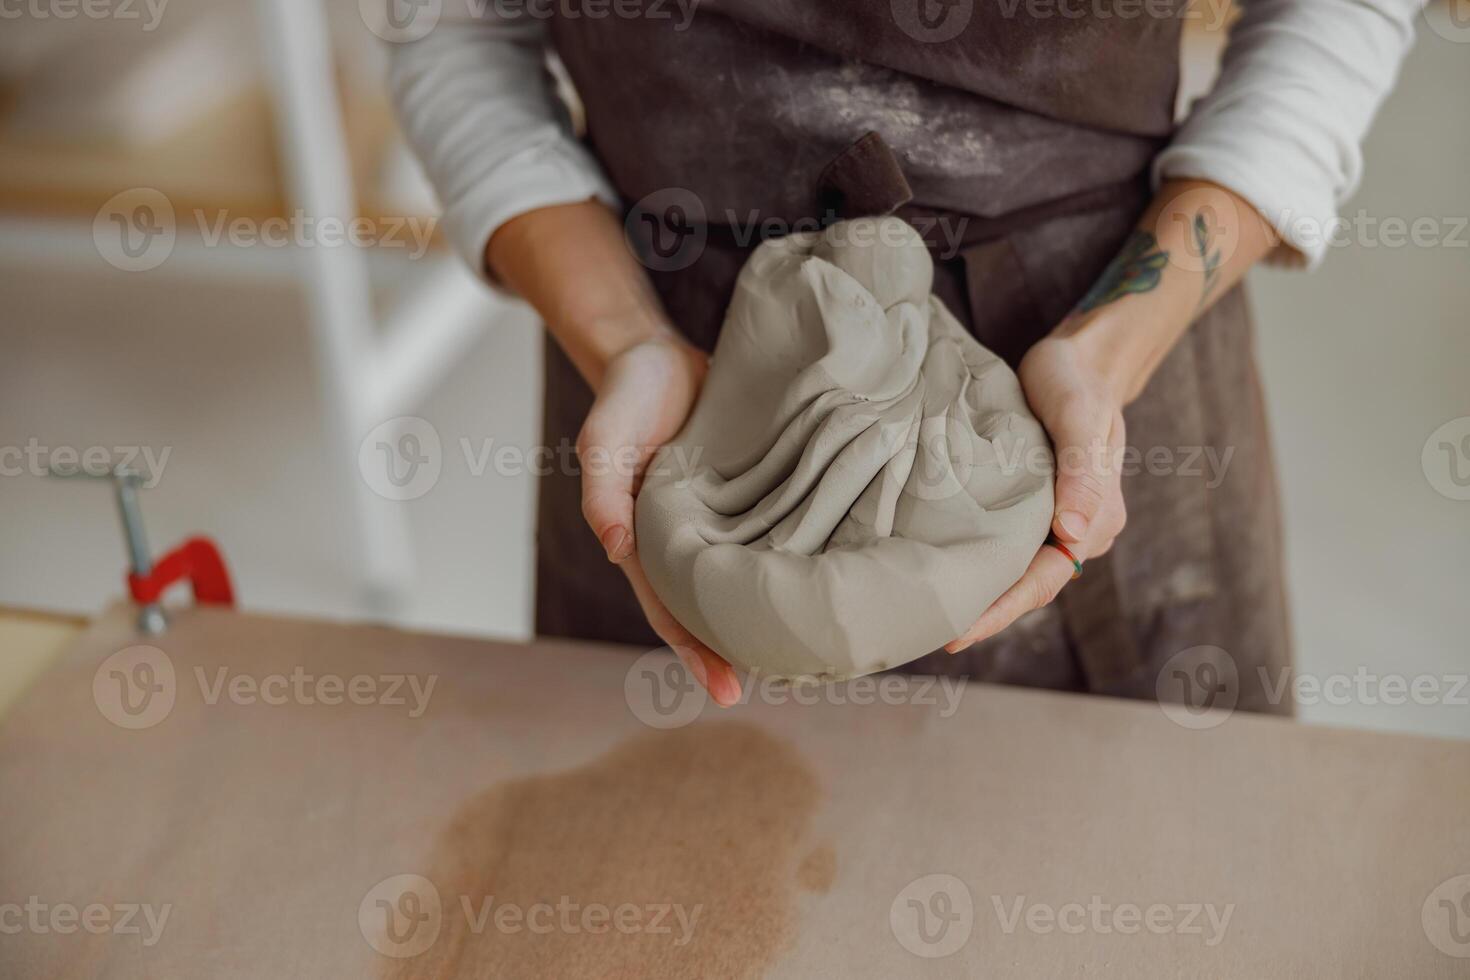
[0,607,84,720]
[2,605,1467,978]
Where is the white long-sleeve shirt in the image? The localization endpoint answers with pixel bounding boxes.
[388,0,1422,276]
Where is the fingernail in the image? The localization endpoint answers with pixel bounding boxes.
[674,647,708,689]
[601,526,632,562]
[712,673,741,708]
[1057,511,1088,541]
[956,611,1000,650]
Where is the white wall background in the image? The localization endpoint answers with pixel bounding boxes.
[1,17,1465,737]
[1247,21,1470,739]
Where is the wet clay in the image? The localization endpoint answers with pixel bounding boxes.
[636,216,1054,682]
[383,722,825,979]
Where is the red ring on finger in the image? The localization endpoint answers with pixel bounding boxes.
[1046,537,1084,580]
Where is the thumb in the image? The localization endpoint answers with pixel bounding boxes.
[1049,404,1121,546]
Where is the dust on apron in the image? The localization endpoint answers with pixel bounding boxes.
[534,0,1293,714]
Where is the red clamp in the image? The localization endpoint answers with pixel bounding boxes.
[127,536,235,607]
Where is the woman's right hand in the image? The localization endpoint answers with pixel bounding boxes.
[576,334,743,707]
[487,200,741,705]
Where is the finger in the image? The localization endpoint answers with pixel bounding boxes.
[675,645,742,709]
[1051,405,1124,546]
[944,544,1077,653]
[621,556,742,707]
[577,412,645,565]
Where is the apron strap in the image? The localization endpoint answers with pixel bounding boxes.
[815,131,914,220]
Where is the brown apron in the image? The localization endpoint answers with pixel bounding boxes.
[535,0,1293,714]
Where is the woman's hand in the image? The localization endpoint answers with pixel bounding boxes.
[945,179,1278,652]
[577,335,743,707]
[488,200,742,705]
[944,335,1127,651]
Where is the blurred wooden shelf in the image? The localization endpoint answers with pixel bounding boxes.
[0,81,433,231]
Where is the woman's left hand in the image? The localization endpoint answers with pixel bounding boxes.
[944,333,1128,652]
[943,179,1277,654]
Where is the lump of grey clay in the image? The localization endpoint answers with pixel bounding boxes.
[635,217,1054,682]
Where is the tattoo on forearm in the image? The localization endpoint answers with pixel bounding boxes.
[1192,211,1223,310]
[1075,231,1170,313]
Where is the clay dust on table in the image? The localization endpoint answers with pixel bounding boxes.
[383,721,827,979]
[796,843,837,895]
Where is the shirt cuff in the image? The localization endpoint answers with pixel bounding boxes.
[442,140,621,288]
[1154,146,1332,271]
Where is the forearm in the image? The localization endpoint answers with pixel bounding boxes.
[487,201,691,392]
[1054,179,1276,404]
